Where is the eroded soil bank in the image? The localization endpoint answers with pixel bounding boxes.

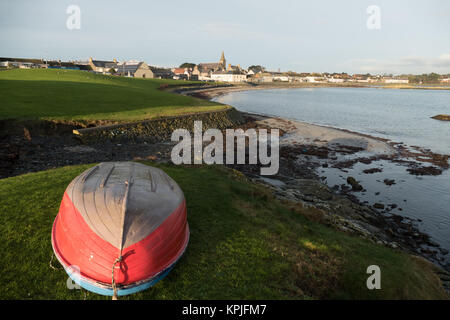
[0,108,243,178]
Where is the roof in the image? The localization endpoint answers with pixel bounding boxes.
[198,62,222,70]
[92,60,117,69]
[118,62,143,74]
[173,68,187,74]
[150,67,172,75]
[212,70,246,75]
[0,57,45,64]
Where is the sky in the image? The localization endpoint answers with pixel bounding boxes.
[1,0,449,75]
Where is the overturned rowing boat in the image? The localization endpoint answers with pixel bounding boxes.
[51,161,189,297]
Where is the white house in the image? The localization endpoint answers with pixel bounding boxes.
[273,75,289,82]
[327,77,345,83]
[299,76,325,83]
[383,78,409,84]
[211,71,247,82]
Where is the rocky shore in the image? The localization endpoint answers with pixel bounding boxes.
[181,85,450,290]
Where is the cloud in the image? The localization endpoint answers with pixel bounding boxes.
[200,22,297,43]
[342,54,450,74]
[434,54,450,67]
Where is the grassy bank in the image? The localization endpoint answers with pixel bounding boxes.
[0,69,226,123]
[0,162,447,300]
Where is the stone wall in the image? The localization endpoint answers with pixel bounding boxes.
[73,107,244,143]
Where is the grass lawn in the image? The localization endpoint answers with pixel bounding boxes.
[0,69,226,123]
[0,162,447,300]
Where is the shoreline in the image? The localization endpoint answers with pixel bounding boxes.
[184,83,450,166]
[184,84,450,276]
[175,82,450,102]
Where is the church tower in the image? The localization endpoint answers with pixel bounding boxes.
[219,51,226,69]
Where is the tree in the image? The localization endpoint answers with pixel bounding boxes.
[179,62,196,69]
[408,73,442,84]
[108,68,116,74]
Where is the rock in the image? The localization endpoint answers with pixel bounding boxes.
[346,176,363,191]
[363,168,382,174]
[431,114,450,121]
[392,215,403,222]
[23,127,32,142]
[383,179,396,186]
[407,166,442,176]
[373,203,385,209]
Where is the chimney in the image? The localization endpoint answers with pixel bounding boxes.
[89,57,93,62]
[113,58,117,63]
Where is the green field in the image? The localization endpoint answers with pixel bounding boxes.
[0,162,446,300]
[0,69,226,123]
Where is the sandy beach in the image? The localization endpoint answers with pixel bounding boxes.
[250,114,394,155]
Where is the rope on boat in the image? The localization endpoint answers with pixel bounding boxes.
[111,256,122,300]
[49,253,59,270]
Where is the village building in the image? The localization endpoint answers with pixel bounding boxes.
[383,78,409,84]
[116,60,173,79]
[193,51,227,79]
[327,77,345,83]
[298,76,320,83]
[0,57,47,69]
[172,67,192,80]
[117,60,153,78]
[346,74,377,83]
[251,71,281,83]
[226,63,242,72]
[211,70,247,82]
[88,57,118,73]
[149,67,173,79]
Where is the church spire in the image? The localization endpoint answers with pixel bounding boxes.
[219,51,226,68]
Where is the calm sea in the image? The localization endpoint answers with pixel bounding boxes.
[214,87,450,267]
